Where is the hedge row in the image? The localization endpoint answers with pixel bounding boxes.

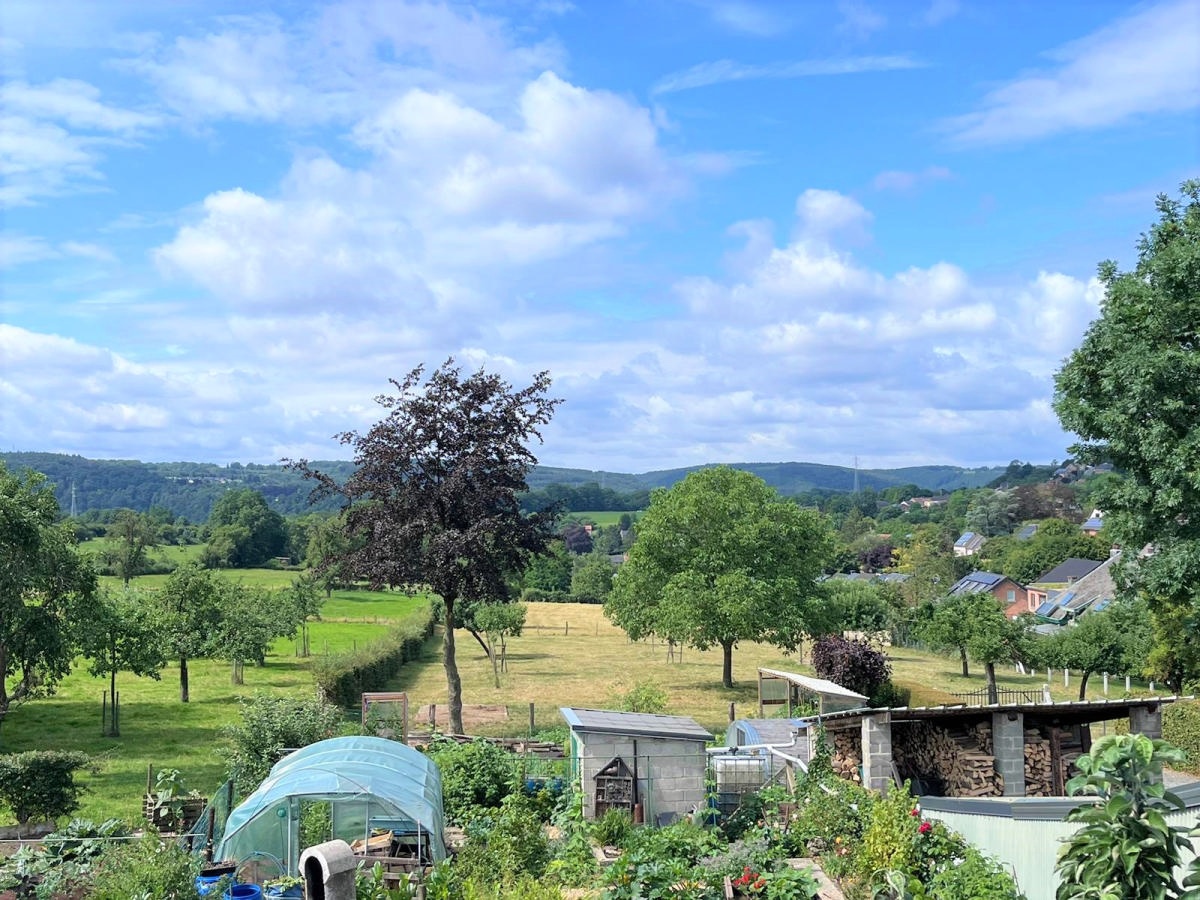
[311,609,434,707]
[1164,700,1200,775]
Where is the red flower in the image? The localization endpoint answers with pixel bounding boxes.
[919,821,932,834]
[909,808,920,817]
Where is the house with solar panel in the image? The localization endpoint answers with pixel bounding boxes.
[946,570,1029,617]
[1033,553,1119,627]
[953,531,985,557]
[1025,557,1104,613]
[1081,509,1104,536]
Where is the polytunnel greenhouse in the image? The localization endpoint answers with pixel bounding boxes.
[216,736,446,876]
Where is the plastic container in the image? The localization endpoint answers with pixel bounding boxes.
[224,885,263,900]
[196,874,225,896]
[264,886,303,899]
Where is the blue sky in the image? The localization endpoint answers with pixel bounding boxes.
[1,0,1197,472]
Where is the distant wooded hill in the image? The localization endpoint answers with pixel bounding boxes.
[1,452,1007,522]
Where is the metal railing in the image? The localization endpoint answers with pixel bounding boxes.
[949,687,1045,706]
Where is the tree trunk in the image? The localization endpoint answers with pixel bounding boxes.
[232,659,244,685]
[489,641,500,689]
[985,662,998,705]
[1078,670,1091,701]
[444,597,464,734]
[960,647,970,678]
[721,640,734,689]
[467,627,492,657]
[180,655,189,703]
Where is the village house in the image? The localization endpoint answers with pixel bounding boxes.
[946,570,1029,618]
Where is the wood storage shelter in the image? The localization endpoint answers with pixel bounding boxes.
[757,668,869,717]
[560,708,713,826]
[217,736,447,877]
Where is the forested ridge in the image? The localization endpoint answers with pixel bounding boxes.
[1,451,1008,521]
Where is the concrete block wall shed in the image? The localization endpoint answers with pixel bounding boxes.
[560,708,714,825]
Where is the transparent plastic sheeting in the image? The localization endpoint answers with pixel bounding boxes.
[216,736,447,873]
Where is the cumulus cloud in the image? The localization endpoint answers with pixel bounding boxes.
[944,0,1200,145]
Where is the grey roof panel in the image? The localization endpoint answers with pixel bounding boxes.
[560,707,714,741]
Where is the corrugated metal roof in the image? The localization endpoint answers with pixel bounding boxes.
[559,707,714,741]
[757,668,870,701]
[802,695,1182,726]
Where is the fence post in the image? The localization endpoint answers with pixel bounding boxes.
[529,702,536,736]
[1126,675,1131,692]
[1064,669,1069,688]
[1103,673,1108,696]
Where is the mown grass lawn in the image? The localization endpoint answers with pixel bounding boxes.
[1,574,428,824]
[567,510,640,526]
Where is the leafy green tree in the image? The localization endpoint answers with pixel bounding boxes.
[604,467,833,688]
[304,513,354,597]
[77,587,167,734]
[288,360,560,735]
[996,518,1110,585]
[967,608,1034,704]
[154,562,223,702]
[964,490,1017,537]
[212,582,291,684]
[893,525,958,606]
[285,574,324,658]
[522,541,572,595]
[571,553,614,603]
[0,464,97,716]
[1055,181,1200,688]
[474,602,526,687]
[102,509,159,585]
[204,488,287,567]
[1049,601,1151,700]
[918,594,979,678]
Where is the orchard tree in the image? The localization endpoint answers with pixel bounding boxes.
[1055,181,1200,682]
[605,467,833,688]
[0,464,97,716]
[103,509,159,585]
[474,602,526,687]
[78,587,166,734]
[1049,602,1150,700]
[571,553,614,603]
[155,561,223,702]
[288,360,560,735]
[918,593,979,678]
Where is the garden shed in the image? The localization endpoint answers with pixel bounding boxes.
[216,736,446,877]
[560,708,713,826]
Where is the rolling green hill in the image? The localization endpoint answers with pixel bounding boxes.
[3,452,1010,520]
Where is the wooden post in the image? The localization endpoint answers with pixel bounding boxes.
[429,704,436,728]
[529,702,536,736]
[565,621,569,636]
[728,702,735,723]
[102,691,107,736]
[1049,727,1065,796]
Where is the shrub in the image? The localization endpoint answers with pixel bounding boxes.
[0,817,128,898]
[426,738,518,826]
[616,679,669,714]
[1164,699,1200,774]
[221,693,344,797]
[519,588,573,603]
[311,609,433,706]
[455,794,552,883]
[811,634,891,699]
[0,750,91,827]
[87,834,201,900]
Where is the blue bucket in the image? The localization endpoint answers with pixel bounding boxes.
[224,885,263,900]
[196,874,225,896]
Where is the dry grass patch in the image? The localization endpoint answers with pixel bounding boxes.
[394,603,1148,736]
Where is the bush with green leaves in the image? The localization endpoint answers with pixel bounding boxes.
[221,693,344,796]
[87,834,202,900]
[0,750,91,827]
[426,737,518,826]
[0,817,128,899]
[1055,733,1193,900]
[615,679,669,714]
[1164,699,1200,774]
[454,793,552,884]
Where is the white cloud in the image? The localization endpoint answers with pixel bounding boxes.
[0,234,55,267]
[872,165,953,192]
[652,55,924,95]
[0,79,158,205]
[694,1,791,37]
[128,2,563,125]
[156,71,679,310]
[921,0,959,27]
[945,0,1200,145]
[837,0,885,37]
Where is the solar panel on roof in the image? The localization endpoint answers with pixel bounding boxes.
[1035,601,1059,617]
[1092,599,1111,612]
[1057,591,1076,607]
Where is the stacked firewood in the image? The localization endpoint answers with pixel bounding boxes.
[1024,730,1053,796]
[891,721,1001,797]
[831,730,862,783]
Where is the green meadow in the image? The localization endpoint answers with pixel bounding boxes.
[2,572,428,824]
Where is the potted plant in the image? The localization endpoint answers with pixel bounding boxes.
[145,768,208,832]
[264,874,304,898]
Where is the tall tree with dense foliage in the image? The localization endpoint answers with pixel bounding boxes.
[154,562,223,702]
[604,467,833,688]
[288,360,560,735]
[1054,181,1200,689]
[1049,601,1151,700]
[203,488,288,567]
[0,464,97,716]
